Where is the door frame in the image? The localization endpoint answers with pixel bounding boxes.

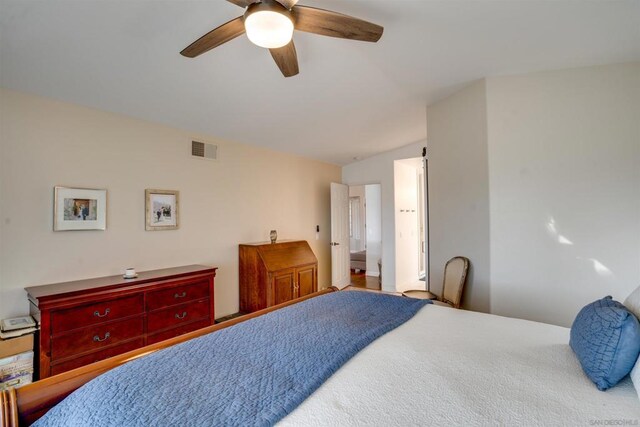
[340,181,383,287]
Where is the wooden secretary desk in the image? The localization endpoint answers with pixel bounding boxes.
[25,265,217,379]
[239,240,318,313]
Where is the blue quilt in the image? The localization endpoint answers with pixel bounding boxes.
[36,291,429,427]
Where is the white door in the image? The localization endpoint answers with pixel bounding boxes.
[331,182,350,289]
[417,167,426,278]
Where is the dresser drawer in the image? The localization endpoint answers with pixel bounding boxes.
[146,280,210,311]
[50,338,144,376]
[147,299,210,334]
[51,316,144,360]
[147,319,211,346]
[51,295,144,334]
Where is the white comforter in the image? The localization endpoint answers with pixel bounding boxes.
[281,304,640,426]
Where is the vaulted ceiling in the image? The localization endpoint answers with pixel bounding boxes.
[1,0,639,164]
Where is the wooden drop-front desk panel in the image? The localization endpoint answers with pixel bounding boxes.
[25,265,217,379]
[239,240,318,313]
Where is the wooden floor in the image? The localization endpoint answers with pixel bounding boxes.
[349,270,381,291]
[215,312,246,324]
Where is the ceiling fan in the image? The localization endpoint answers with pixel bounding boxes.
[180,0,384,77]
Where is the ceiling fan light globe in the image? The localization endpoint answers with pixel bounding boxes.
[245,10,294,49]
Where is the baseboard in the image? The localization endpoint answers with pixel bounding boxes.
[366,270,380,277]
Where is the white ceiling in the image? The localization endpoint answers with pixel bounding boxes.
[1,0,639,165]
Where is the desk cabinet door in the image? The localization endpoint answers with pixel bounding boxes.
[297,265,317,298]
[272,270,295,306]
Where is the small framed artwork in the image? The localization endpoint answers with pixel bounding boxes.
[145,189,179,231]
[54,186,107,231]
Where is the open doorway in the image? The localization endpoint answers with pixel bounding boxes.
[394,157,427,292]
[348,184,382,290]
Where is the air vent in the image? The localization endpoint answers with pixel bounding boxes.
[191,140,218,160]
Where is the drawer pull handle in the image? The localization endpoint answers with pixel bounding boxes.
[93,332,111,342]
[175,312,187,320]
[174,292,187,299]
[94,308,110,318]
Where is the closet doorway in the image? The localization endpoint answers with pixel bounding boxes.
[393,157,428,292]
[348,184,382,290]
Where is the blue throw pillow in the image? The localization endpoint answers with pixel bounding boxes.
[570,296,640,391]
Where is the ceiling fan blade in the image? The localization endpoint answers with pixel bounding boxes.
[270,40,299,77]
[226,0,254,8]
[180,16,245,58]
[275,0,298,9]
[292,6,383,43]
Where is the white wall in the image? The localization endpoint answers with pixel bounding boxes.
[426,62,640,326]
[394,159,420,291]
[364,184,382,277]
[427,80,491,313]
[486,62,640,326]
[342,141,426,291]
[348,185,366,253]
[0,89,341,320]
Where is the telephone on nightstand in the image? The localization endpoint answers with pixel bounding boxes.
[1,316,37,339]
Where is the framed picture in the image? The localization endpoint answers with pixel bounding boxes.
[54,186,107,231]
[145,189,179,231]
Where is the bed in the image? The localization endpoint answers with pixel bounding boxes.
[2,288,639,426]
[285,303,640,425]
[350,250,366,271]
[349,251,367,271]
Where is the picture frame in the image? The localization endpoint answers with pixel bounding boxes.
[54,186,107,231]
[145,189,179,231]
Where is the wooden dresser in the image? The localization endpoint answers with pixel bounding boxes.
[25,265,217,379]
[239,240,318,313]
